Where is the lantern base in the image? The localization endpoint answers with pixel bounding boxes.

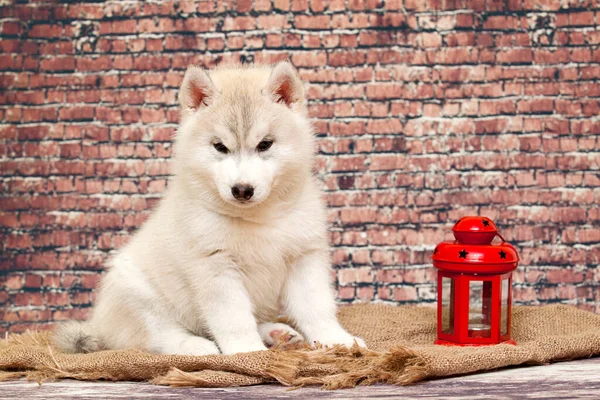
[434,338,517,347]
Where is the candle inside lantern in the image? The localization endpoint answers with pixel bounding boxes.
[468,324,491,338]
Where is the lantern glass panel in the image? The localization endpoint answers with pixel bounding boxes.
[441,277,454,334]
[501,278,510,336]
[468,280,492,338]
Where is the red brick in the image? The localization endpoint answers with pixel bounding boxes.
[497,49,533,64]
[295,15,331,30]
[222,16,256,31]
[393,286,418,301]
[337,286,355,300]
[111,20,136,34]
[569,11,594,26]
[257,15,288,30]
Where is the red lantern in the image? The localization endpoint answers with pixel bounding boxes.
[432,217,519,346]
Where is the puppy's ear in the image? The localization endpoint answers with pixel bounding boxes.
[179,66,217,115]
[265,61,305,110]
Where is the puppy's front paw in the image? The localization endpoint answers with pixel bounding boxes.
[176,336,221,356]
[258,322,305,348]
[219,339,268,355]
[310,330,367,349]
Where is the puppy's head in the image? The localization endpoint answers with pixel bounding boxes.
[174,62,314,210]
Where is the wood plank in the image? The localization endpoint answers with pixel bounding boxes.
[1,358,599,399]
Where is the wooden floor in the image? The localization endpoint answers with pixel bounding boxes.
[1,357,599,399]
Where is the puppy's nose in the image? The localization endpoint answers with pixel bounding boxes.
[231,184,254,201]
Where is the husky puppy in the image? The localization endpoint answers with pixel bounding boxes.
[53,62,365,355]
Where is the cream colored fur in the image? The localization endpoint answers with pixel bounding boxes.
[53,62,365,355]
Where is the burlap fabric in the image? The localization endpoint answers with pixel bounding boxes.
[1,304,599,389]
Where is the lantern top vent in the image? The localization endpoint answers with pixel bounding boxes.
[452,216,498,244]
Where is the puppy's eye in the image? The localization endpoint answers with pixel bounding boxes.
[213,142,229,154]
[256,139,273,152]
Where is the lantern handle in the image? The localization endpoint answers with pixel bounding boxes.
[495,232,518,252]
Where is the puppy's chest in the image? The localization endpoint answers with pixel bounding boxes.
[228,224,302,271]
[225,223,309,320]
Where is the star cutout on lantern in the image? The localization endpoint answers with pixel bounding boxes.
[482,219,490,227]
[499,250,507,259]
[459,249,468,259]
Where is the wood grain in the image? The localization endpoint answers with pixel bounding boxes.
[1,358,598,399]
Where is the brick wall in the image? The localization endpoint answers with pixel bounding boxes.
[2,1,600,334]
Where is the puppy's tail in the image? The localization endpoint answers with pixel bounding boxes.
[52,321,101,354]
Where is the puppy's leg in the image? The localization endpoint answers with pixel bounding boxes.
[119,304,220,356]
[197,262,267,355]
[258,322,304,347]
[151,328,220,356]
[91,296,220,356]
[282,251,366,348]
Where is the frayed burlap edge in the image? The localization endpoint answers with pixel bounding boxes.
[155,343,430,389]
[0,371,28,382]
[0,331,63,384]
[268,344,429,389]
[152,369,269,387]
